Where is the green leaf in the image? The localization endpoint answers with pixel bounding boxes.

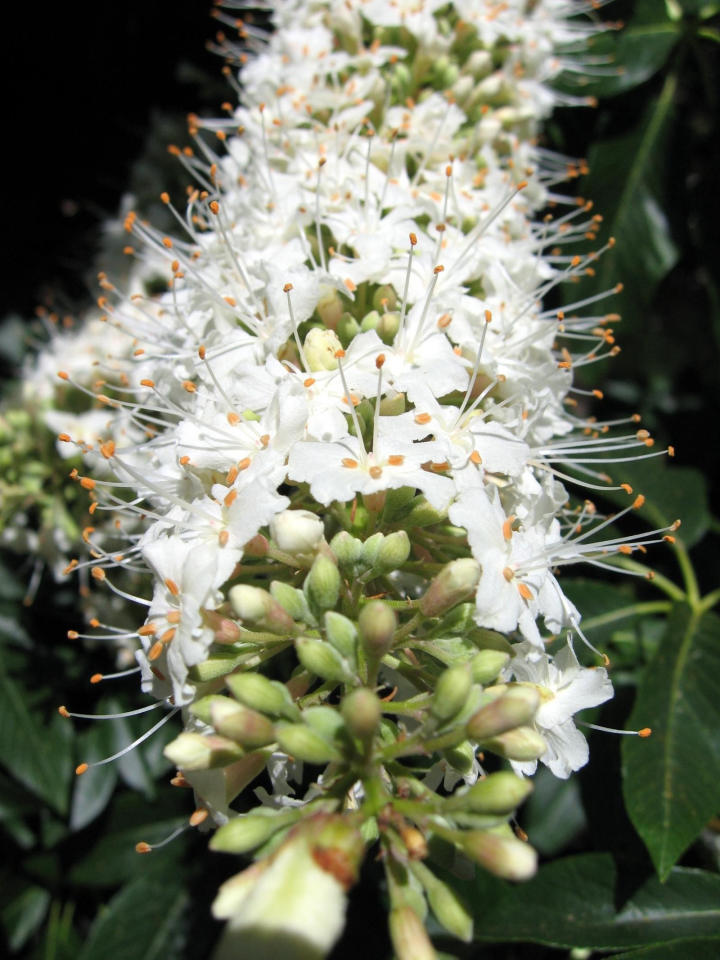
[612,938,720,959]
[69,723,119,832]
[1,884,51,951]
[0,671,72,815]
[452,854,720,948]
[623,605,720,878]
[521,766,586,857]
[570,70,679,330]
[76,862,189,960]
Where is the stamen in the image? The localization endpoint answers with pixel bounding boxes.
[75,708,179,774]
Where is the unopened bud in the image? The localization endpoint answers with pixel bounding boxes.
[324,611,357,661]
[296,635,350,683]
[316,285,344,329]
[358,600,397,660]
[329,530,363,575]
[275,722,342,765]
[459,828,537,881]
[389,905,436,960]
[342,688,382,740]
[270,509,324,557]
[484,726,548,762]
[381,486,416,522]
[163,731,244,771]
[444,771,533,815]
[304,553,340,614]
[211,699,276,749]
[361,531,384,568]
[404,497,447,528]
[377,310,401,344]
[226,672,300,721]
[210,808,300,854]
[420,559,481,617]
[372,284,398,312]
[375,529,411,573]
[378,389,405,415]
[228,584,294,634]
[269,580,314,624]
[442,740,476,776]
[466,686,539,741]
[410,860,473,942]
[304,327,342,371]
[360,309,381,332]
[470,649,510,685]
[337,312,361,345]
[431,663,473,722]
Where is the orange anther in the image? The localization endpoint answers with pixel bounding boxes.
[100,441,115,459]
[227,412,240,425]
[58,705,70,718]
[388,455,404,466]
[75,763,89,776]
[224,489,237,508]
[632,495,646,509]
[58,433,72,442]
[162,237,173,249]
[148,640,164,661]
[517,582,533,601]
[91,567,105,581]
[502,515,516,541]
[58,370,69,380]
[219,530,229,546]
[165,578,180,596]
[160,192,170,204]
[414,413,431,425]
[138,624,157,636]
[209,201,220,215]
[140,379,155,388]
[182,380,196,393]
[375,354,386,369]
[238,457,251,471]
[638,727,652,738]
[90,673,103,684]
[342,458,358,469]
[303,377,316,388]
[283,282,293,293]
[369,466,383,479]
[189,808,209,827]
[135,842,152,854]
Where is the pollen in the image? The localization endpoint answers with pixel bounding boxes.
[517,582,533,601]
[342,458,359,469]
[135,842,153,854]
[165,578,180,596]
[75,763,89,776]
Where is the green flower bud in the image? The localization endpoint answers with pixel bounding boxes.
[163,731,244,771]
[270,580,315,625]
[210,808,301,854]
[228,584,295,634]
[275,722,342,765]
[360,309,381,332]
[226,672,300,721]
[404,496,448,528]
[304,553,340,614]
[378,388,405,415]
[358,600,397,660]
[443,771,533,815]
[431,663,473,722]
[484,726,548,762]
[296,635,349,683]
[459,829,538,881]
[376,310,401,345]
[375,529,411,573]
[341,688,382,741]
[303,705,345,742]
[329,530,364,575]
[372,284,398,312]
[304,326,342,371]
[337,312,361,346]
[389,905,436,960]
[419,558,481,617]
[188,647,245,682]
[381,485,416,522]
[209,699,276,749]
[409,860,473,943]
[324,611,358,662]
[190,693,234,725]
[315,285,344,330]
[361,531,384,568]
[442,740,476,776]
[466,686,540,741]
[466,49,493,79]
[470,649,511,685]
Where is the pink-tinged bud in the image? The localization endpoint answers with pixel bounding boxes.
[228,584,295,634]
[243,533,269,557]
[459,829,537,881]
[466,686,539,741]
[270,509,324,557]
[209,699,276,749]
[419,559,481,617]
[443,771,533,815]
[389,905,436,960]
[358,600,397,660]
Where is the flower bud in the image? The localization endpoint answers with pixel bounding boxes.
[360,309,381,332]
[372,284,398,312]
[381,485,416,522]
[210,699,276,749]
[358,600,397,660]
[442,740,476,776]
[337,312,361,346]
[360,531,384,568]
[419,559,481,617]
[389,905,436,960]
[163,731,244,771]
[459,829,537,881]
[484,726,548,762]
[315,285,344,330]
[378,389,405,415]
[466,685,540,741]
[431,663,473,722]
[377,310,401,345]
[470,649,510,685]
[329,530,363,575]
[275,722,342,765]
[404,497,448,528]
[443,771,533,815]
[228,584,295,634]
[296,636,350,683]
[226,672,300,721]
[270,580,315,625]
[270,509,324,557]
[210,808,301,854]
[324,611,357,661]
[304,554,340,614]
[409,860,473,943]
[304,326,342,371]
[341,688,382,741]
[375,529,411,573]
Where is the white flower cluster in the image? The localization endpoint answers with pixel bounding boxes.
[52,0,671,792]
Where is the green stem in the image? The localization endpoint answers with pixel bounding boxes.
[697,587,720,616]
[609,557,686,602]
[674,541,701,608]
[581,600,672,633]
